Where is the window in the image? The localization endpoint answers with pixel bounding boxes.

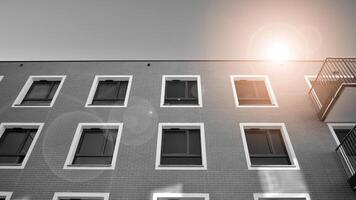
[0,192,12,200]
[153,193,209,200]
[304,75,322,109]
[253,193,310,200]
[161,75,202,107]
[0,123,43,169]
[52,192,109,200]
[64,123,123,170]
[240,123,299,170]
[155,123,207,170]
[12,76,66,107]
[327,123,355,145]
[231,75,278,107]
[85,75,132,107]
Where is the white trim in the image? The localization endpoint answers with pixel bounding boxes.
[304,75,322,109]
[230,75,278,108]
[155,123,207,170]
[12,75,66,107]
[327,123,356,145]
[0,76,3,82]
[160,75,203,107]
[239,123,300,170]
[85,75,133,107]
[0,192,13,200]
[63,123,123,170]
[52,192,109,200]
[253,193,310,200]
[0,123,44,169]
[153,193,209,200]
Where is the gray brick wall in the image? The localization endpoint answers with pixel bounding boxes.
[0,61,354,199]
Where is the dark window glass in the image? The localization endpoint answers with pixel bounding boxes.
[21,80,60,105]
[161,128,202,165]
[235,80,272,105]
[158,198,205,200]
[72,128,118,165]
[259,198,306,200]
[92,80,128,105]
[165,80,198,105]
[334,128,352,142]
[60,198,103,200]
[245,129,291,165]
[0,128,37,164]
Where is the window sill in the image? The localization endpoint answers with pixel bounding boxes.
[156,164,207,170]
[64,164,114,170]
[248,164,299,170]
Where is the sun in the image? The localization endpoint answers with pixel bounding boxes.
[266,42,291,61]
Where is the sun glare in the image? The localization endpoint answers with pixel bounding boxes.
[266,42,291,61]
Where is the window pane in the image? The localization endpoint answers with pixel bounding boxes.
[160,157,202,165]
[158,198,205,200]
[188,130,201,155]
[187,81,198,98]
[162,129,187,154]
[259,198,307,200]
[166,81,186,99]
[103,130,118,155]
[236,80,272,105]
[76,129,106,155]
[117,81,128,100]
[251,157,291,165]
[26,81,53,99]
[269,129,288,155]
[95,81,119,99]
[47,82,60,99]
[334,128,352,142]
[245,130,271,154]
[0,131,28,154]
[73,156,112,165]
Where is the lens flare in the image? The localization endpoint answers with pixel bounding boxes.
[266,42,291,61]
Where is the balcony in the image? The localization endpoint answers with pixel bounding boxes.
[336,125,356,190]
[309,58,356,122]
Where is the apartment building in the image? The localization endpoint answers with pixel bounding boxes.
[0,58,355,200]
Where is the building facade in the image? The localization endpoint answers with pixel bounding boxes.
[0,60,355,200]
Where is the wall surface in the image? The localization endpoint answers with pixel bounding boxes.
[0,61,354,200]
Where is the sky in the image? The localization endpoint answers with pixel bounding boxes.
[0,0,356,61]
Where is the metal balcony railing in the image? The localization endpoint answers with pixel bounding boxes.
[336,125,356,190]
[309,58,356,120]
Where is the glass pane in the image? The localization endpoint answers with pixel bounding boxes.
[26,81,53,99]
[260,198,306,200]
[103,129,118,155]
[47,81,60,99]
[19,131,37,154]
[162,129,187,154]
[95,81,119,99]
[251,157,291,165]
[160,157,202,165]
[158,198,205,200]
[245,130,271,154]
[117,81,128,100]
[73,156,112,165]
[334,128,352,142]
[269,129,288,155]
[187,81,198,98]
[166,81,186,99]
[188,130,201,154]
[236,80,271,105]
[0,131,28,154]
[76,129,106,155]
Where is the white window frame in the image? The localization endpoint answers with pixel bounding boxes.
[230,75,278,108]
[85,75,133,107]
[52,192,109,200]
[160,75,203,107]
[12,75,66,107]
[253,193,311,200]
[0,76,3,82]
[153,193,209,200]
[240,123,300,170]
[327,123,356,145]
[63,123,123,170]
[0,122,44,169]
[304,75,322,109]
[0,192,12,200]
[155,123,207,170]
